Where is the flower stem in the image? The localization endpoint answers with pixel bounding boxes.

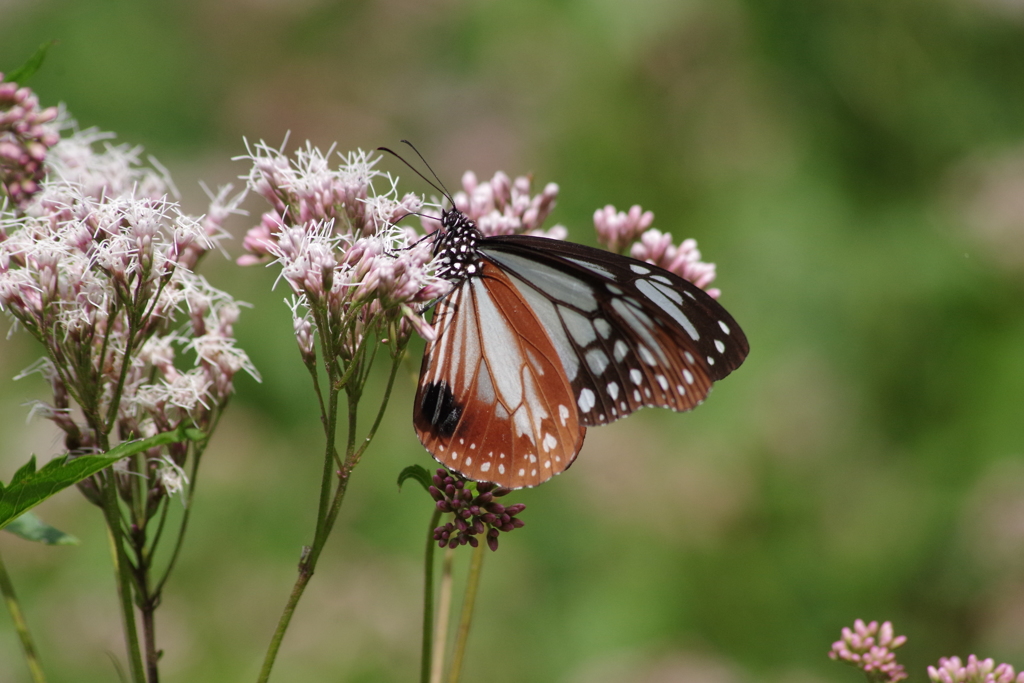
[152,437,208,597]
[255,559,313,683]
[448,543,485,683]
[0,548,48,683]
[430,547,456,683]
[101,472,147,683]
[257,347,405,682]
[421,507,443,683]
[255,381,337,683]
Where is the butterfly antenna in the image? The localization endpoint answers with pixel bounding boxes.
[400,140,456,203]
[377,144,456,207]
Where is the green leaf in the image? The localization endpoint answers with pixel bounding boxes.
[3,511,79,545]
[0,425,204,531]
[5,41,57,85]
[397,464,433,493]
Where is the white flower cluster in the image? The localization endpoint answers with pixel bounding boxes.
[0,126,256,459]
[239,140,451,352]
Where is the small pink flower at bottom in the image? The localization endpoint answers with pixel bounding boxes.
[928,655,1024,683]
[829,619,908,683]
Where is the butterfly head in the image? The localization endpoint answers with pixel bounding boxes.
[432,207,483,282]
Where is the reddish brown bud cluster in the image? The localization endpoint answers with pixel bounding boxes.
[0,73,59,207]
[428,468,525,551]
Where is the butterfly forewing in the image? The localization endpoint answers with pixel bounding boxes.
[414,261,586,488]
[479,235,749,427]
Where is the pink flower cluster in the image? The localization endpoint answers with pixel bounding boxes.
[593,204,654,253]
[829,619,908,683]
[1,126,255,506]
[594,204,720,297]
[0,72,60,207]
[929,656,1024,683]
[422,170,566,240]
[239,141,451,348]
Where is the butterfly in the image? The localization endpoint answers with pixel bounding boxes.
[382,145,749,489]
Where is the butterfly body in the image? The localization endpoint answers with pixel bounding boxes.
[414,207,748,489]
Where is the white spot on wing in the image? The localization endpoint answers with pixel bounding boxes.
[638,345,656,365]
[560,305,597,347]
[501,272,580,381]
[607,382,619,399]
[558,404,570,426]
[630,264,651,274]
[513,405,533,441]
[651,280,684,304]
[473,279,524,407]
[475,361,495,403]
[485,251,599,311]
[564,256,615,279]
[611,298,665,363]
[594,318,612,339]
[657,375,668,390]
[714,339,726,354]
[542,433,557,451]
[635,279,699,340]
[498,464,505,474]
[481,462,491,472]
[586,348,610,375]
[614,340,629,361]
[630,368,643,385]
[684,369,694,384]
[719,320,730,335]
[578,388,596,412]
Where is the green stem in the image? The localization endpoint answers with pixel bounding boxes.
[353,341,408,463]
[151,442,204,597]
[101,471,146,683]
[256,334,408,683]
[0,548,48,683]
[421,507,443,683]
[448,543,485,683]
[255,557,313,683]
[256,375,344,683]
[311,385,341,561]
[430,547,456,683]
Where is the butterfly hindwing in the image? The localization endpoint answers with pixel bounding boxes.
[414,261,586,488]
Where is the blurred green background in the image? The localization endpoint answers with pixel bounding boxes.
[3,0,1024,681]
